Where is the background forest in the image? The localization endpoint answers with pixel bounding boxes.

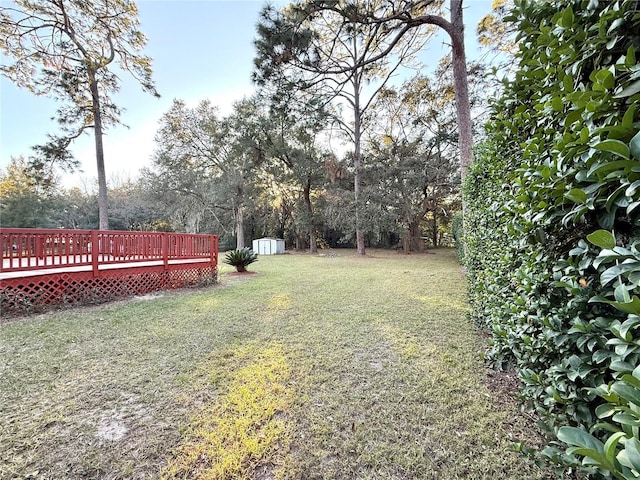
[0,62,480,252]
[0,0,496,254]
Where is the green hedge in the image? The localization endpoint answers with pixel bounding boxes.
[463,1,640,478]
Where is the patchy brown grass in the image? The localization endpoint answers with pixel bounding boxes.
[0,249,550,479]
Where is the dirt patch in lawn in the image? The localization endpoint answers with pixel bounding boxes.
[483,357,548,452]
[485,367,521,408]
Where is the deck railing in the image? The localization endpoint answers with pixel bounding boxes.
[1,228,218,275]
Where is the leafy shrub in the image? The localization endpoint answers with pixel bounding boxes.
[464,0,640,477]
[556,231,640,479]
[224,247,258,272]
[558,365,640,479]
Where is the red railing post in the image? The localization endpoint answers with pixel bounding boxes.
[0,233,5,273]
[162,232,169,288]
[210,235,218,268]
[162,233,169,270]
[36,235,44,260]
[91,230,99,277]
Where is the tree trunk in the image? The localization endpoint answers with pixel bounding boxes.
[235,206,244,249]
[295,234,306,251]
[403,232,410,254]
[235,185,245,249]
[89,71,109,230]
[432,209,438,248]
[350,32,366,256]
[450,0,473,180]
[354,137,365,255]
[310,229,317,253]
[403,221,422,253]
[412,222,423,251]
[303,181,318,253]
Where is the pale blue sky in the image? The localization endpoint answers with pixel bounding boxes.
[0,0,495,187]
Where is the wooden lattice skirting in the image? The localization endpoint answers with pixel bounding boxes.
[1,264,217,316]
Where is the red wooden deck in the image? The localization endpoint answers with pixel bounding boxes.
[1,228,218,314]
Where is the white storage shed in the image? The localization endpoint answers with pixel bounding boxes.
[252,237,285,255]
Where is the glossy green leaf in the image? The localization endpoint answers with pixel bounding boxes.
[614,79,640,98]
[593,139,631,159]
[594,69,615,89]
[587,230,616,249]
[606,35,619,50]
[625,46,636,67]
[587,159,636,178]
[626,180,640,197]
[603,431,626,463]
[621,374,640,389]
[566,188,588,204]
[618,437,640,471]
[607,17,625,35]
[580,127,590,142]
[595,402,617,418]
[605,185,626,211]
[558,426,604,451]
[609,297,640,315]
[611,383,640,406]
[630,130,640,160]
[563,74,574,92]
[562,6,575,27]
[551,97,563,111]
[621,104,637,128]
[619,316,640,338]
[614,283,631,302]
[611,412,640,427]
[601,262,640,286]
[610,359,637,373]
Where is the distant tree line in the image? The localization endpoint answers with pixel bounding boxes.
[1,66,472,252]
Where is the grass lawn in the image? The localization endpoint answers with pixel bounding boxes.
[1,249,548,479]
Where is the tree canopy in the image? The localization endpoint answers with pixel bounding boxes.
[255,0,475,180]
[0,0,159,229]
[254,0,428,255]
